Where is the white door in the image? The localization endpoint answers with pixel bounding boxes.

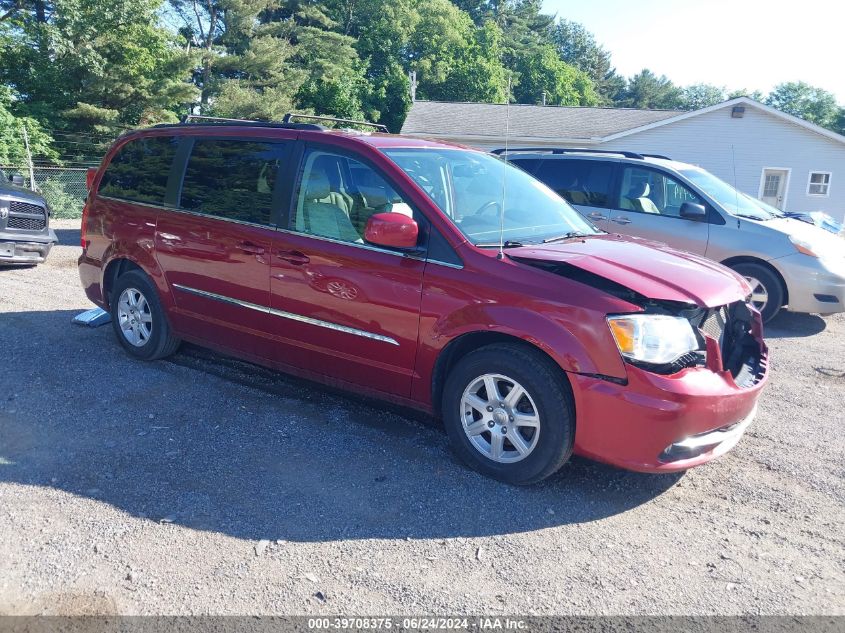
[760,168,789,209]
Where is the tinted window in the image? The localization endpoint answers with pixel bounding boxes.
[293,149,419,245]
[618,167,705,217]
[534,159,614,208]
[507,158,543,175]
[98,136,178,204]
[179,139,287,225]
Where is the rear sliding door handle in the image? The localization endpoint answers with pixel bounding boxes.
[237,241,265,255]
[611,217,632,225]
[276,249,310,265]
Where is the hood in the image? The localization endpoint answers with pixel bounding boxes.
[0,181,46,205]
[508,234,749,308]
[762,217,845,258]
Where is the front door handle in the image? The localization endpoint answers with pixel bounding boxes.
[588,212,607,221]
[276,249,310,265]
[612,216,632,225]
[237,241,265,255]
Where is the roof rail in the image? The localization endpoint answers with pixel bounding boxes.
[163,114,324,131]
[492,147,646,160]
[640,153,672,160]
[283,112,389,133]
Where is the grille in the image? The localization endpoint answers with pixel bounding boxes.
[10,200,45,216]
[7,215,46,231]
[7,200,47,231]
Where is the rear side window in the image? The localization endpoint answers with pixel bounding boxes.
[98,136,178,204]
[179,139,288,226]
[534,159,614,208]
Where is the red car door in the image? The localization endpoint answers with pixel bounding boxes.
[155,137,291,357]
[266,145,426,397]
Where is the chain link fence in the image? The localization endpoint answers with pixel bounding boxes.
[1,164,97,218]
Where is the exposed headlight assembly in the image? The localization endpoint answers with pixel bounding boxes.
[607,314,699,366]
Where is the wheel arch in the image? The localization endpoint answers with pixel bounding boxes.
[431,331,575,419]
[721,256,789,305]
[102,258,143,308]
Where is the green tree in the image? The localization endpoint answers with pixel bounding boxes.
[727,88,765,101]
[2,0,196,134]
[765,81,841,130]
[618,69,683,109]
[679,83,727,110]
[0,87,57,164]
[510,43,597,106]
[551,19,621,104]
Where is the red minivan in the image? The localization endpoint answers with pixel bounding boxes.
[78,117,768,484]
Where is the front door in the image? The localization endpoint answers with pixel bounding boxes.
[266,145,426,397]
[606,165,710,255]
[155,136,291,357]
[760,168,789,209]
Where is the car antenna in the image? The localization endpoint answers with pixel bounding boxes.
[497,74,512,261]
[731,144,741,225]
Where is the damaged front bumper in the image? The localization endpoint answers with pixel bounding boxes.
[570,301,769,473]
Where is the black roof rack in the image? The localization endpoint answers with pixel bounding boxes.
[153,114,324,131]
[492,147,648,159]
[283,112,389,133]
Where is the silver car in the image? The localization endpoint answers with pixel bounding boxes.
[501,149,845,323]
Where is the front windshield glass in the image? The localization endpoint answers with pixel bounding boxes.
[382,148,599,245]
[679,168,775,220]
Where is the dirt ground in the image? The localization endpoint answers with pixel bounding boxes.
[1,219,843,615]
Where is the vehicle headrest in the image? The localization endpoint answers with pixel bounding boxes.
[629,182,650,198]
[305,170,331,200]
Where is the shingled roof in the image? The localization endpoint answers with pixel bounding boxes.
[401,100,685,141]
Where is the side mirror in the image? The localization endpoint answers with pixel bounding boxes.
[680,201,707,220]
[86,167,98,191]
[11,174,25,186]
[364,212,419,249]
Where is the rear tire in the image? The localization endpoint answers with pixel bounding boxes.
[442,343,575,485]
[730,262,783,323]
[110,270,181,360]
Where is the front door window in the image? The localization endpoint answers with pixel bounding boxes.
[618,166,705,217]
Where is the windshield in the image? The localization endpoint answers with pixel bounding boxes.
[382,148,598,245]
[679,168,776,220]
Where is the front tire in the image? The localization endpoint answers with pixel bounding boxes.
[110,269,181,360]
[730,262,784,323]
[442,343,575,485]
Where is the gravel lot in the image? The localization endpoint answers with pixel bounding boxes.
[1,218,844,616]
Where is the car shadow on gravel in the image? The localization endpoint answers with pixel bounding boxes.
[764,311,828,338]
[2,309,683,543]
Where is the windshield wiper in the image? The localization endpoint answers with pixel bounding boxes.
[542,232,591,243]
[475,240,527,248]
[733,213,770,221]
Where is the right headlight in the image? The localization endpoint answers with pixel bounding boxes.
[607,314,699,365]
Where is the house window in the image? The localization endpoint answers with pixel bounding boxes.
[807,171,831,197]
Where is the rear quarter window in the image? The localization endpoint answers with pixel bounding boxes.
[98,136,178,205]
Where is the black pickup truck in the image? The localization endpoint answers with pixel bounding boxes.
[0,170,57,265]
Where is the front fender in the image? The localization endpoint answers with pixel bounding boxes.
[413,302,628,407]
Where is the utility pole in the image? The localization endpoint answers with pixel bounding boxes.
[542,91,547,106]
[21,124,35,192]
[408,71,417,102]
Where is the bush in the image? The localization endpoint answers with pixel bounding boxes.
[40,178,83,218]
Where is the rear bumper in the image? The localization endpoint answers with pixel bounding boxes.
[0,228,57,264]
[570,357,767,473]
[775,253,845,314]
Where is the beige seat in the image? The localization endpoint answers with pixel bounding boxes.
[622,182,660,214]
[299,171,361,242]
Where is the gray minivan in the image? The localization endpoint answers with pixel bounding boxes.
[501,149,845,322]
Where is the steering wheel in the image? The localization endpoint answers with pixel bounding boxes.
[474,200,502,218]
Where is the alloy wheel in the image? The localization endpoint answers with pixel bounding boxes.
[460,373,541,463]
[744,276,769,313]
[117,287,153,347]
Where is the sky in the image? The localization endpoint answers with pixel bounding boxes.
[542,0,845,103]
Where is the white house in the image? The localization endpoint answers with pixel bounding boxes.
[400,97,845,221]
